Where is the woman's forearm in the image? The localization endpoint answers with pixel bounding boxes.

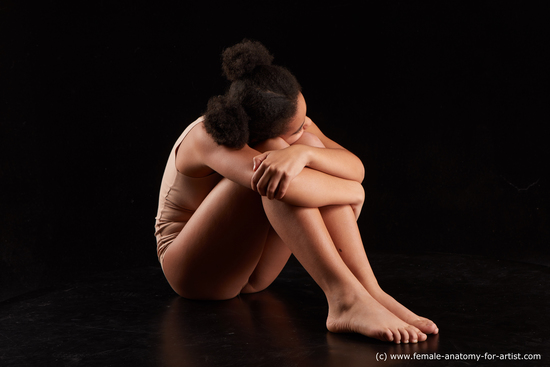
[297,121,365,183]
[278,167,364,209]
[302,145,365,183]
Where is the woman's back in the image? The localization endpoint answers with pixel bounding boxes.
[155,117,222,263]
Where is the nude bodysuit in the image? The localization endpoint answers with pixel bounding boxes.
[155,117,222,266]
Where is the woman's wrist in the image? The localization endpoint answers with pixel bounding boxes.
[293,144,313,169]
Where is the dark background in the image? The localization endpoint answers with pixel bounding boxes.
[1,1,548,302]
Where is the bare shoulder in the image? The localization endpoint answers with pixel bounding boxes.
[175,120,217,177]
[188,120,218,151]
[179,120,261,188]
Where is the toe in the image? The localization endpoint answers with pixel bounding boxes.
[413,317,438,334]
[408,325,424,343]
[382,329,394,342]
[400,328,410,344]
[392,329,401,344]
[418,331,427,342]
[426,322,438,334]
[402,327,417,343]
[424,320,438,334]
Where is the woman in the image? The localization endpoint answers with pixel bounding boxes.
[155,39,438,343]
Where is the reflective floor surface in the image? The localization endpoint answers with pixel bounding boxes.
[1,252,548,366]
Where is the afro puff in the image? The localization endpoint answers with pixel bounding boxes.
[221,39,274,81]
[204,94,250,149]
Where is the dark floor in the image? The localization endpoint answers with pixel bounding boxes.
[1,252,548,367]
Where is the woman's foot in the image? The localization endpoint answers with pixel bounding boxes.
[369,289,439,335]
[326,291,428,344]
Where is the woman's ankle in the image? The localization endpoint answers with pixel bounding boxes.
[326,285,371,314]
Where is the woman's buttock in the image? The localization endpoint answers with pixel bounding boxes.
[155,169,222,264]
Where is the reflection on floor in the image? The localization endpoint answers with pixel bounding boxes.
[0,252,548,367]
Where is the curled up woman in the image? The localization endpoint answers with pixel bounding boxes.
[155,39,438,344]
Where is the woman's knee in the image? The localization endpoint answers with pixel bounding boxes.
[295,132,325,148]
[253,136,290,152]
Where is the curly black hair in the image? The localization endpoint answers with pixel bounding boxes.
[204,39,302,149]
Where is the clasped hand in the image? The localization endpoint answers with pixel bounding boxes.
[251,144,308,200]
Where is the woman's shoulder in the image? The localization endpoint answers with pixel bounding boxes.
[175,117,218,177]
[186,117,220,151]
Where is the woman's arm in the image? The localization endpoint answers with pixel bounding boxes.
[299,119,365,183]
[253,118,365,184]
[194,123,364,211]
[282,167,364,219]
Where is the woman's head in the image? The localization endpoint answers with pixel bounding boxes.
[204,40,302,148]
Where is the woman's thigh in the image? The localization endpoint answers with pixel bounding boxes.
[162,178,285,300]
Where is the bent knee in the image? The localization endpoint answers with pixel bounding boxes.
[254,136,289,152]
[295,132,325,148]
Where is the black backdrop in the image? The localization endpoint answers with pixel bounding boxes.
[1,1,548,302]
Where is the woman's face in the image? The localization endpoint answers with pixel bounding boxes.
[280,93,310,145]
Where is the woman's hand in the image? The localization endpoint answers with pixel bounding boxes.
[251,143,309,200]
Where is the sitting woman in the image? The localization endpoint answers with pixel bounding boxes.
[155,39,438,344]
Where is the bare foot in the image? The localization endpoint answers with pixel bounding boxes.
[370,289,439,335]
[326,291,428,344]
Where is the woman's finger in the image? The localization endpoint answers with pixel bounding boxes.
[255,164,272,196]
[252,152,268,171]
[266,170,284,200]
[256,164,282,198]
[276,175,291,199]
[251,161,266,192]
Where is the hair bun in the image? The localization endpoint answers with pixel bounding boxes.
[221,39,274,81]
[204,95,250,149]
